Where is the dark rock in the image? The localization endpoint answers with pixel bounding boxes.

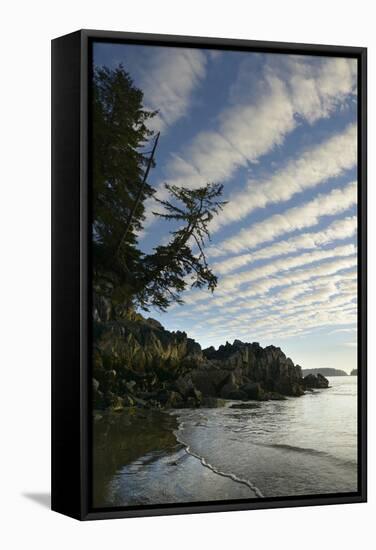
[303,373,329,389]
[190,367,229,396]
[146,318,164,330]
[191,388,202,404]
[155,389,170,405]
[125,380,137,392]
[132,396,148,408]
[202,346,217,359]
[220,380,240,399]
[165,391,184,409]
[241,382,264,400]
[93,378,105,409]
[201,397,226,408]
[123,394,134,407]
[267,392,287,401]
[223,389,248,400]
[111,396,124,411]
[174,375,194,398]
[93,312,326,409]
[185,396,198,408]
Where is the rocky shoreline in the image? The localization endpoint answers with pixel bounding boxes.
[93,314,329,411]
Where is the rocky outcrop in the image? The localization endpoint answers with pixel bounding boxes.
[92,315,328,410]
[202,340,304,397]
[302,373,329,389]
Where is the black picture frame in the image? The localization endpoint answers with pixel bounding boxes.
[51,29,367,521]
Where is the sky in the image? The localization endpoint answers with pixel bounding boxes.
[93,42,358,373]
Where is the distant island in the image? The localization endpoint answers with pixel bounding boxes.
[302,368,348,377]
[350,369,358,376]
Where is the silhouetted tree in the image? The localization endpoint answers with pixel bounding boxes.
[92,65,226,320]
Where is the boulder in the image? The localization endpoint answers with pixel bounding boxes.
[174,375,194,398]
[220,380,240,399]
[223,389,248,400]
[191,388,202,404]
[241,382,264,400]
[303,373,329,389]
[132,396,148,408]
[190,367,229,396]
[125,380,137,392]
[165,391,184,409]
[111,396,124,411]
[123,394,135,407]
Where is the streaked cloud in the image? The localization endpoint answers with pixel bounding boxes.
[217,243,356,293]
[209,181,357,257]
[213,215,357,275]
[94,43,359,367]
[142,56,356,231]
[139,48,207,132]
[184,251,357,308]
[209,123,356,233]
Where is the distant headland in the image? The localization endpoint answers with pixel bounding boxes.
[302,368,348,377]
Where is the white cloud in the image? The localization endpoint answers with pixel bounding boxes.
[209,123,357,233]
[217,243,356,293]
[329,327,356,334]
[184,251,357,308]
[209,181,357,257]
[198,283,357,341]
[235,258,357,303]
[286,56,357,123]
[213,215,357,275]
[142,56,356,232]
[138,48,207,132]
[138,53,358,350]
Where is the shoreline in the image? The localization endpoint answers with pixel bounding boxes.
[173,419,264,498]
[93,406,259,507]
[93,378,357,507]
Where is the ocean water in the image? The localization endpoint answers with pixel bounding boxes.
[94,376,358,507]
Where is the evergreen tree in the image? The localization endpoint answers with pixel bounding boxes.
[139,182,226,311]
[92,65,226,319]
[92,65,156,316]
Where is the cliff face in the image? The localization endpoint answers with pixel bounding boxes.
[93,315,328,410]
[201,340,304,398]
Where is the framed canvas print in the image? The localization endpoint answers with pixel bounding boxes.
[51,29,367,520]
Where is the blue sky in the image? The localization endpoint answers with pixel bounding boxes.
[93,43,358,373]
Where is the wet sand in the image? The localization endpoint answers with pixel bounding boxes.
[93,408,254,507]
